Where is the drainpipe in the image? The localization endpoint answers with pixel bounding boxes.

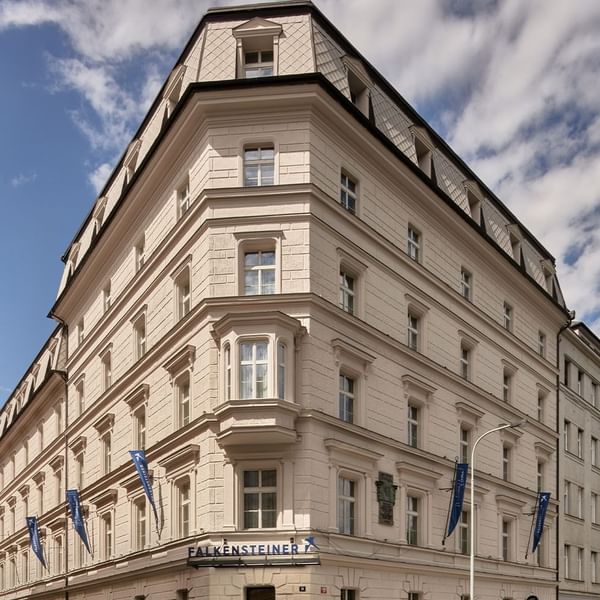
[556,310,575,600]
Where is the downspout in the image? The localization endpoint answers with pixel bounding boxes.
[556,310,575,600]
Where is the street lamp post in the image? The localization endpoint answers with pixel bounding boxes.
[469,420,525,600]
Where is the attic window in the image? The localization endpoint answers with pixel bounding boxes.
[342,56,371,117]
[506,226,522,264]
[467,190,481,225]
[415,137,432,177]
[164,65,185,119]
[540,260,555,294]
[233,18,282,79]
[123,139,141,187]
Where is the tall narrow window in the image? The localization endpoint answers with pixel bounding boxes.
[460,268,472,300]
[55,536,63,574]
[460,427,470,464]
[576,485,583,518]
[503,302,512,331]
[406,495,419,545]
[134,497,147,550]
[564,481,571,514]
[407,312,419,351]
[339,374,355,424]
[577,547,583,580]
[277,343,286,400]
[102,512,113,560]
[175,267,191,320]
[244,250,275,295]
[77,319,84,345]
[37,484,44,515]
[564,358,571,386]
[502,519,510,561]
[134,406,146,450]
[135,237,145,272]
[340,172,357,213]
[178,479,191,537]
[102,433,112,474]
[578,370,584,396]
[224,344,231,401]
[76,381,85,416]
[459,510,469,554]
[407,226,420,262]
[243,470,277,529]
[407,404,419,448]
[240,341,268,399]
[536,461,543,492]
[593,382,599,407]
[176,373,191,428]
[537,390,545,423]
[502,370,512,403]
[564,544,570,579]
[564,420,570,453]
[460,345,470,380]
[55,467,64,504]
[592,492,598,524]
[592,436,598,467]
[101,351,112,391]
[538,331,546,357]
[502,445,510,481]
[592,551,598,583]
[337,476,355,535]
[103,282,111,313]
[177,177,191,218]
[339,270,355,314]
[134,316,146,360]
[577,428,583,458]
[75,453,84,489]
[244,49,273,77]
[243,146,274,186]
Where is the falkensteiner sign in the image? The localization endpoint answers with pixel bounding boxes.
[187,536,320,568]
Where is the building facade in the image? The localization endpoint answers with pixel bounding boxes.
[559,323,600,600]
[0,2,577,599]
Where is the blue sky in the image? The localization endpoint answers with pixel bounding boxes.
[1,0,600,405]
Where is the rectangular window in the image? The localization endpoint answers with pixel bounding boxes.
[576,485,583,518]
[103,282,111,313]
[240,341,269,399]
[459,510,469,554]
[102,512,113,560]
[339,270,355,314]
[244,49,273,78]
[460,427,470,464]
[135,237,145,272]
[244,146,274,186]
[337,476,355,535]
[408,404,419,448]
[77,319,84,345]
[538,331,546,357]
[592,550,598,583]
[175,268,191,320]
[407,312,419,351]
[565,544,570,579]
[340,172,357,213]
[593,437,599,467]
[54,536,62,573]
[224,344,232,401]
[134,316,146,360]
[55,467,64,504]
[460,345,470,380]
[593,382,599,407]
[502,445,510,481]
[76,381,85,416]
[406,495,419,545]
[244,250,276,295]
[177,177,190,218]
[577,547,583,580]
[102,433,112,474]
[134,497,146,550]
[176,373,191,428]
[502,519,510,561]
[578,370,584,396]
[75,453,84,489]
[502,370,511,402]
[592,492,598,524]
[339,374,355,424]
[460,268,471,300]
[101,351,112,391]
[537,391,544,423]
[244,469,277,529]
[37,484,44,515]
[577,428,583,458]
[134,406,146,450]
[277,343,286,400]
[503,302,512,331]
[407,226,420,262]
[564,420,570,453]
[564,481,571,514]
[537,461,543,492]
[408,594,420,600]
[564,358,571,386]
[178,479,191,537]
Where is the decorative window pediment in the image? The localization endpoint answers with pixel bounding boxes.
[500,425,524,446]
[49,455,64,472]
[232,17,282,39]
[535,440,555,458]
[164,64,186,114]
[401,374,435,405]
[93,413,115,435]
[121,470,154,495]
[18,485,29,498]
[123,383,150,411]
[69,435,87,455]
[496,494,526,513]
[325,438,382,470]
[163,345,196,378]
[158,444,200,478]
[396,459,442,487]
[90,488,118,509]
[32,471,45,486]
[332,338,375,371]
[212,311,304,342]
[455,401,484,424]
[124,139,141,175]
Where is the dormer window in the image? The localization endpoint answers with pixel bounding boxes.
[233,17,282,80]
[163,64,185,119]
[506,224,522,264]
[464,181,483,225]
[342,56,372,117]
[410,126,435,178]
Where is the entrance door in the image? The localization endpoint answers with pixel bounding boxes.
[246,587,275,600]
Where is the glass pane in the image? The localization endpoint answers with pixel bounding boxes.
[244,492,259,511]
[245,52,259,64]
[261,470,277,487]
[347,179,356,193]
[244,511,258,529]
[240,343,253,362]
[261,164,274,185]
[262,509,277,528]
[244,165,258,186]
[245,271,258,295]
[259,66,273,76]
[262,492,276,510]
[260,147,274,160]
[256,364,267,398]
[261,50,274,62]
[262,269,275,293]
[245,251,259,266]
[256,343,268,361]
[260,251,275,265]
[244,470,259,487]
[245,148,259,160]
[240,365,252,398]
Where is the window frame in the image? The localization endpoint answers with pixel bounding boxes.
[407,225,421,262]
[503,302,513,332]
[235,461,282,531]
[340,171,358,214]
[337,474,357,535]
[235,232,282,297]
[242,468,278,530]
[460,267,472,301]
[174,371,191,428]
[243,249,276,296]
[243,145,275,187]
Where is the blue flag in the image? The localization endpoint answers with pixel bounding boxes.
[26,516,46,568]
[66,490,92,554]
[532,492,550,552]
[129,450,159,531]
[447,463,468,536]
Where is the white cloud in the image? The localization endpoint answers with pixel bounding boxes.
[89,162,114,194]
[10,172,37,187]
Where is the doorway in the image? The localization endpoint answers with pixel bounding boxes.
[245,587,275,600]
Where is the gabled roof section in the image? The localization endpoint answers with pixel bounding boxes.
[232,16,283,38]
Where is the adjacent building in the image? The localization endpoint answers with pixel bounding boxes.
[0,2,585,599]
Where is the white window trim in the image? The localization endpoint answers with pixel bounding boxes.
[235,231,283,297]
[171,256,192,322]
[235,461,282,531]
[237,138,279,187]
[233,19,282,79]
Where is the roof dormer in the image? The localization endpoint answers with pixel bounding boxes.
[233,17,282,79]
